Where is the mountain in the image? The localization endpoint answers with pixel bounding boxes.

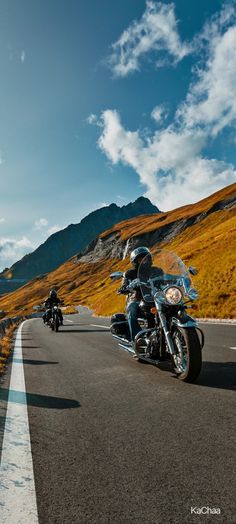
[0,183,235,319]
[0,196,159,291]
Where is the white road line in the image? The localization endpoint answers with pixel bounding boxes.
[90,324,110,330]
[0,321,39,524]
[229,347,236,350]
[65,319,73,323]
[199,321,236,326]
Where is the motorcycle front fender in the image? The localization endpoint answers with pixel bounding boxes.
[171,317,198,328]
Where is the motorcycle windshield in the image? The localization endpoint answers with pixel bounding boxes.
[138,249,190,303]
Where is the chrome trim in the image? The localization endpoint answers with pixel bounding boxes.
[134,328,154,341]
[118,343,135,354]
[111,320,128,327]
[112,333,132,345]
[158,310,177,355]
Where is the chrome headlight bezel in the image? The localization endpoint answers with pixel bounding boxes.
[164,286,183,305]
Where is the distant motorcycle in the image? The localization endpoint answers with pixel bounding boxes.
[110,249,204,383]
[49,305,61,332]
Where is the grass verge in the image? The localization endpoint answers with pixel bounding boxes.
[0,323,19,376]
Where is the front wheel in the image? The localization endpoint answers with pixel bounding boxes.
[54,315,59,332]
[171,327,202,382]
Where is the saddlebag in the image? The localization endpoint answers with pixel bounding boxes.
[111,313,129,337]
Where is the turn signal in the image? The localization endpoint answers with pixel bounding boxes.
[151,307,157,314]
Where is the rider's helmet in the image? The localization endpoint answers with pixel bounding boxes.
[49,288,57,299]
[130,247,152,268]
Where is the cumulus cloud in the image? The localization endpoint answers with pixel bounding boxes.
[107,1,190,77]
[98,109,236,208]
[95,5,236,209]
[151,104,168,124]
[177,14,236,135]
[0,236,34,270]
[34,218,49,230]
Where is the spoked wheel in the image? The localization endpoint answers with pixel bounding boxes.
[171,327,202,382]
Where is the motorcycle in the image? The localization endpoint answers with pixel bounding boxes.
[49,305,61,332]
[110,249,204,383]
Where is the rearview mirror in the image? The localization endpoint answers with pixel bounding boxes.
[188,266,198,276]
[110,271,123,281]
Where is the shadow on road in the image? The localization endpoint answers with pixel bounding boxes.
[196,361,236,390]
[21,345,40,349]
[13,359,59,366]
[0,388,80,409]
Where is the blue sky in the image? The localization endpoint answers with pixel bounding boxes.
[0,0,235,270]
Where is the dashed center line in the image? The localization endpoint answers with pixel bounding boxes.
[90,324,110,329]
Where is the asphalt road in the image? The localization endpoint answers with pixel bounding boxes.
[0,312,236,524]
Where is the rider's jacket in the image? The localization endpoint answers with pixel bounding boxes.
[44,297,62,309]
[119,266,164,304]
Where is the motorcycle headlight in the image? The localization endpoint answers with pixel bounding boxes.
[165,286,183,305]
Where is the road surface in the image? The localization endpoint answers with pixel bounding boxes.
[0,312,235,523]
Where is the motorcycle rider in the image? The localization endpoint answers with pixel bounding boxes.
[118,247,163,341]
[43,288,63,325]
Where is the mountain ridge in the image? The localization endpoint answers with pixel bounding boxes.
[0,196,159,291]
[0,183,235,319]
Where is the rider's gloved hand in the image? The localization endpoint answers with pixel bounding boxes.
[118,286,128,295]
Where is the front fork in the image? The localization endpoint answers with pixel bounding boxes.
[157,305,177,356]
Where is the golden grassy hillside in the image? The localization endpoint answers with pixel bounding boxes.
[0,184,235,319]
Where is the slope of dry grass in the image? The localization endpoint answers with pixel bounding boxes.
[0,184,235,319]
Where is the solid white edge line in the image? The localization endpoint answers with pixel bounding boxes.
[65,319,73,323]
[0,321,39,524]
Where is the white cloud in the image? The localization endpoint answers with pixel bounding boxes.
[178,29,236,135]
[107,1,190,77]
[97,5,236,210]
[177,6,236,135]
[47,225,61,235]
[0,236,34,270]
[87,113,98,125]
[0,218,6,224]
[20,50,26,63]
[98,110,226,208]
[151,104,168,123]
[34,218,49,229]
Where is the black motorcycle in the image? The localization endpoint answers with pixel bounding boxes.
[49,305,61,332]
[110,249,204,383]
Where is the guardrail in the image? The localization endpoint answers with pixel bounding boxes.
[0,313,43,339]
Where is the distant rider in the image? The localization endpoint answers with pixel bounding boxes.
[43,289,63,325]
[118,247,163,341]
